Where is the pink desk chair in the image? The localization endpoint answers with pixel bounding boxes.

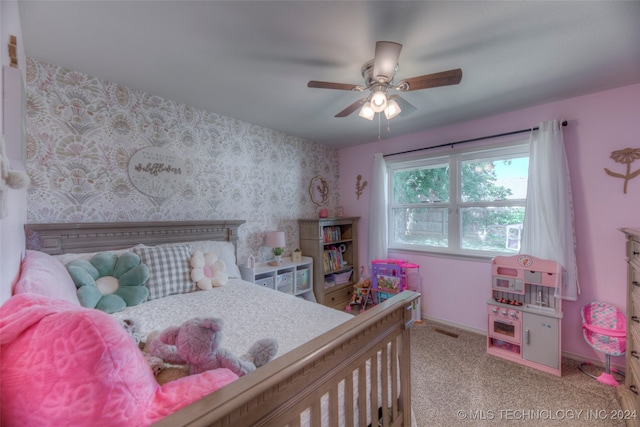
[579,301,626,386]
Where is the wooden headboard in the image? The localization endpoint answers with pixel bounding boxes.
[25,220,246,255]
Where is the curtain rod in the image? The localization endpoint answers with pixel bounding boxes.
[383,120,568,158]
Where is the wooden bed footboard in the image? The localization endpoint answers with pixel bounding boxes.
[153,291,419,427]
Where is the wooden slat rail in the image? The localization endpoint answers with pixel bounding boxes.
[153,291,418,427]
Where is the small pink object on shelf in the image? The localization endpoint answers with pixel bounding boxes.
[319,208,328,218]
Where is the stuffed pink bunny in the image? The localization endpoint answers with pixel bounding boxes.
[149,317,278,377]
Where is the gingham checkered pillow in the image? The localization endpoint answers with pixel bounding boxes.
[132,244,194,300]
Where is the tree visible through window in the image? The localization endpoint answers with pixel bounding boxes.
[388,142,529,255]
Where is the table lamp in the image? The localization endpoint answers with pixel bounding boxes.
[265,231,286,265]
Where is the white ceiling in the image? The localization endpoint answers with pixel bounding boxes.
[17,1,640,148]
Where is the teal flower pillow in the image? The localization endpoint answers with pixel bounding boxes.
[66,252,150,313]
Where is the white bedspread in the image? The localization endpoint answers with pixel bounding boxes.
[111,279,353,359]
[112,279,416,427]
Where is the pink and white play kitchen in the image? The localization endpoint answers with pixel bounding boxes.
[487,255,563,376]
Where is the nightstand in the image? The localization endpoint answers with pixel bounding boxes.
[239,256,315,302]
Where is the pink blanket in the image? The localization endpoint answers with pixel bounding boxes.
[0,293,239,426]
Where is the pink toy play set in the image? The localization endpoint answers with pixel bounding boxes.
[487,255,564,376]
[489,254,627,381]
[345,260,422,322]
[364,259,422,323]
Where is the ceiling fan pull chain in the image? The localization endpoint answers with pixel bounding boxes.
[377,113,382,141]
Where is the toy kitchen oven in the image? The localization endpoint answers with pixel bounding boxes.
[487,254,563,376]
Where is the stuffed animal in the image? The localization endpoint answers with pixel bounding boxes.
[118,318,166,376]
[0,133,30,219]
[190,250,229,290]
[117,317,144,346]
[148,317,278,377]
[140,330,190,384]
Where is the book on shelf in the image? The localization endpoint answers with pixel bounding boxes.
[323,226,342,243]
[323,245,344,272]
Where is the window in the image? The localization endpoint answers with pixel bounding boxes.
[388,141,529,256]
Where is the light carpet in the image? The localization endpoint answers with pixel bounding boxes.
[410,320,627,426]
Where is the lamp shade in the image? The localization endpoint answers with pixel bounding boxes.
[370,90,388,113]
[384,98,401,119]
[264,231,286,249]
[358,102,375,120]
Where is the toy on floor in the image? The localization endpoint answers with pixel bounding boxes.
[346,266,372,313]
[578,301,626,386]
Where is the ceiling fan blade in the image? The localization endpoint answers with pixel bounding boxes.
[335,98,367,117]
[308,80,362,91]
[397,68,462,91]
[389,94,417,117]
[372,41,402,82]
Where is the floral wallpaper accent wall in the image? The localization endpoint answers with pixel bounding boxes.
[24,58,340,263]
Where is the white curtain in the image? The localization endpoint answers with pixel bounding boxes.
[520,120,580,300]
[368,153,388,264]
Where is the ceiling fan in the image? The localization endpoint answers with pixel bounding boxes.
[308,41,462,121]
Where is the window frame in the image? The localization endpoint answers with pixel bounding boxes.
[386,139,530,259]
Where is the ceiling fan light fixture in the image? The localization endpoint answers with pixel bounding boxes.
[384,98,401,119]
[358,102,375,120]
[307,41,462,126]
[370,90,388,113]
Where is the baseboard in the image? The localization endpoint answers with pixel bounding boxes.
[420,315,626,373]
[561,349,625,373]
[421,314,486,336]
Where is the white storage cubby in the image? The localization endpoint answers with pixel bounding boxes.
[239,256,315,301]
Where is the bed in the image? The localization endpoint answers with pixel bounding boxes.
[20,220,418,427]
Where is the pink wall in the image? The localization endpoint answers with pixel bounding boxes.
[339,83,640,364]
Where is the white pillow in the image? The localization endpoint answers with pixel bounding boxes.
[52,245,142,265]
